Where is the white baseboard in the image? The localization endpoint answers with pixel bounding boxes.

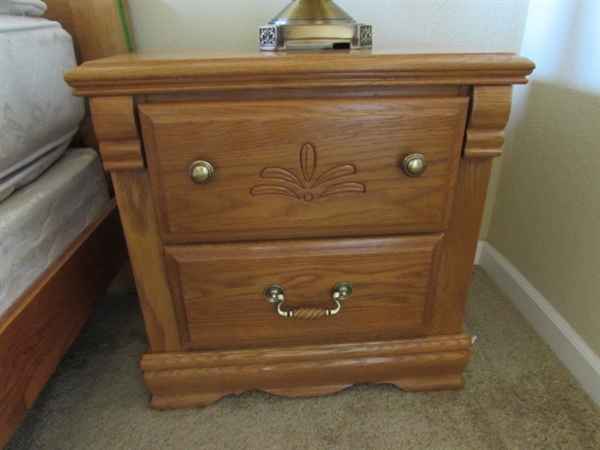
[475,241,600,406]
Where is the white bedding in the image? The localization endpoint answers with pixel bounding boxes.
[0,14,85,201]
[0,149,110,316]
[0,0,47,17]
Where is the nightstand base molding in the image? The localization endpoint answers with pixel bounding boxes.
[141,334,471,409]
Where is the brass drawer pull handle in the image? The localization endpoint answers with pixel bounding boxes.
[402,153,427,177]
[188,160,214,184]
[263,282,353,319]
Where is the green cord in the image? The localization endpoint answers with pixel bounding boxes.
[117,0,135,53]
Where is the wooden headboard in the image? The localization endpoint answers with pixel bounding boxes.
[42,0,135,150]
[44,0,134,63]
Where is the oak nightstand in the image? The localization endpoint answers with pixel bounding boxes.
[66,47,534,409]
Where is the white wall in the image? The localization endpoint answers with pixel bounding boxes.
[127,1,528,52]
[489,0,600,355]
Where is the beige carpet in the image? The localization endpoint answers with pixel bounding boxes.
[6,268,599,449]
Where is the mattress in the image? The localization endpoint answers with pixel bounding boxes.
[0,0,47,17]
[0,148,110,317]
[0,14,85,201]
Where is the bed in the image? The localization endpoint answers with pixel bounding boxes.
[0,1,132,446]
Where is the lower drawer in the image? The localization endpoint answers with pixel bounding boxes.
[164,235,442,351]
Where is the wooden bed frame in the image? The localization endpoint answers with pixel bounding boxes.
[0,1,133,447]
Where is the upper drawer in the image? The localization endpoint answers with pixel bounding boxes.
[139,97,468,243]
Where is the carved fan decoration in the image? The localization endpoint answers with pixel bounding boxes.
[250,143,366,202]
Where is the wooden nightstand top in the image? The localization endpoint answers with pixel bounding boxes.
[65,46,535,96]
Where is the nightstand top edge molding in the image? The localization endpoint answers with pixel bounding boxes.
[65,48,535,96]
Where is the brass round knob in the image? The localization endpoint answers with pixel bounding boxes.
[188,161,214,184]
[402,153,427,177]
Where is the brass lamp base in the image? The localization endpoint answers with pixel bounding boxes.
[259,0,372,51]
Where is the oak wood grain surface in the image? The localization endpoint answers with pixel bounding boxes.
[165,235,442,350]
[111,172,181,352]
[0,203,126,447]
[73,49,534,409]
[90,97,144,171]
[141,334,471,409]
[45,0,133,63]
[464,86,514,158]
[65,49,534,96]
[140,97,467,242]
